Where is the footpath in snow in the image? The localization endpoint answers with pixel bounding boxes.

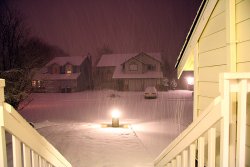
[20,90,193,167]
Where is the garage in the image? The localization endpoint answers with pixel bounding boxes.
[128,79,143,91]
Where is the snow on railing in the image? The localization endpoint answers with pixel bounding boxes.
[0,79,72,167]
[154,73,250,167]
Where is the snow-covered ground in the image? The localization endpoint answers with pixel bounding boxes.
[20,90,193,167]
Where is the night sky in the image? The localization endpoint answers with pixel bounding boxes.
[9,0,202,66]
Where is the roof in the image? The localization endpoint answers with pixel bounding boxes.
[175,0,207,69]
[46,56,87,66]
[122,52,162,65]
[97,52,162,67]
[33,72,81,80]
[113,65,163,79]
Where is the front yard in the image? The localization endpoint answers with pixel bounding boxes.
[20,90,193,167]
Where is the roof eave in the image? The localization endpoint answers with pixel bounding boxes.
[175,0,207,69]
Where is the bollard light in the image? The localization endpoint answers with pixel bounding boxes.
[111,109,120,127]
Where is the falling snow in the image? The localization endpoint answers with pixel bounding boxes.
[19,90,193,167]
[10,0,202,67]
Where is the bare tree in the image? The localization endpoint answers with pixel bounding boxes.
[0,2,68,108]
[20,37,68,69]
[0,2,28,70]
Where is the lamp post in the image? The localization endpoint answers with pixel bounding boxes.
[111,109,120,127]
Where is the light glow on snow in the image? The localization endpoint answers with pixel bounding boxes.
[21,90,193,167]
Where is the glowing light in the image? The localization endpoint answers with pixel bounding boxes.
[111,109,120,118]
[186,77,194,85]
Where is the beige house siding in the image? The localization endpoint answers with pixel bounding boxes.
[175,0,250,165]
[197,0,227,113]
[236,0,250,72]
[235,0,250,166]
[197,0,250,164]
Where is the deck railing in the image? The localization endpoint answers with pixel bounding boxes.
[0,79,72,167]
[154,73,250,167]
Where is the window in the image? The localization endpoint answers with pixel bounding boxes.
[52,67,58,74]
[37,80,41,87]
[147,64,156,71]
[32,80,36,87]
[65,64,73,74]
[129,64,138,71]
[32,80,42,87]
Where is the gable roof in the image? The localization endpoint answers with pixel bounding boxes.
[96,52,162,67]
[123,52,162,65]
[46,56,87,66]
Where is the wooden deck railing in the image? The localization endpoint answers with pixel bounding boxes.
[154,73,250,167]
[0,79,72,167]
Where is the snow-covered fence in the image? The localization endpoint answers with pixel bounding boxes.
[0,79,72,167]
[154,73,250,167]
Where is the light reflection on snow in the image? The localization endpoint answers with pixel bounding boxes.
[21,90,193,167]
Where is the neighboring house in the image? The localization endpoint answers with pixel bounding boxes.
[32,56,93,93]
[155,0,250,166]
[96,52,163,91]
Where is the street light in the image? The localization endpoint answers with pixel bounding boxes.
[111,109,120,127]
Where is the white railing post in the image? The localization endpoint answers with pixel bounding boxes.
[220,78,230,167]
[198,137,204,167]
[208,128,216,167]
[13,135,22,167]
[236,79,247,167]
[176,155,181,167]
[166,163,171,167]
[182,150,188,167]
[189,144,196,167]
[0,79,7,167]
[32,151,39,167]
[23,143,31,167]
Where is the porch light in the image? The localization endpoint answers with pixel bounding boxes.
[186,77,194,85]
[111,109,120,127]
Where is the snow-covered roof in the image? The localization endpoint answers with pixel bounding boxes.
[33,73,81,80]
[113,66,163,79]
[96,52,162,67]
[46,56,87,66]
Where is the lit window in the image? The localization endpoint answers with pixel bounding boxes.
[32,80,36,87]
[66,69,72,74]
[65,64,72,74]
[37,80,41,87]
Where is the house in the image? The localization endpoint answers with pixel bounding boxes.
[155,0,250,166]
[96,52,163,91]
[32,55,93,93]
